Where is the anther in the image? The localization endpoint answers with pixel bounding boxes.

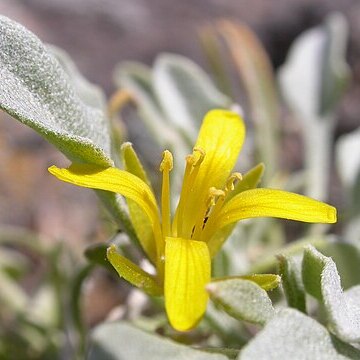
[225,172,243,192]
[160,150,173,172]
[206,187,225,208]
[190,147,205,167]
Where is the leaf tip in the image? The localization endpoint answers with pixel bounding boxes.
[205,282,217,294]
[106,244,117,260]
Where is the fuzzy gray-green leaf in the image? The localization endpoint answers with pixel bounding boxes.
[114,62,172,144]
[0,16,112,166]
[207,279,274,325]
[48,45,107,110]
[239,308,360,360]
[320,13,350,115]
[278,255,306,312]
[302,246,360,343]
[278,13,349,120]
[153,53,231,141]
[320,241,360,289]
[88,322,227,360]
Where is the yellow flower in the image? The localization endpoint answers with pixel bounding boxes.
[48,110,336,331]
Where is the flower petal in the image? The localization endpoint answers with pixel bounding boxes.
[49,164,163,258]
[178,109,245,238]
[204,163,265,257]
[217,188,337,227]
[165,237,211,331]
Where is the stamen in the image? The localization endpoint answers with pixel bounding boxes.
[160,150,173,172]
[199,187,226,242]
[160,150,173,237]
[207,187,226,206]
[175,147,205,237]
[191,147,206,166]
[192,187,225,240]
[225,172,243,193]
[200,174,242,242]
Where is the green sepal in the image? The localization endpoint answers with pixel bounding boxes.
[121,142,152,187]
[107,245,162,296]
[120,142,156,263]
[226,163,265,203]
[212,273,280,291]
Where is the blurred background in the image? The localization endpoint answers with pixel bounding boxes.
[0,1,359,357]
[0,0,359,242]
[1,0,359,243]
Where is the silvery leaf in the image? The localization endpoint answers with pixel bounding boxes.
[48,45,107,110]
[239,308,360,360]
[278,254,306,312]
[207,279,275,325]
[0,16,112,166]
[302,246,360,343]
[87,322,227,360]
[278,13,349,119]
[153,53,231,141]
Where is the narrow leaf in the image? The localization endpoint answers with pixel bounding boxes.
[114,62,180,147]
[218,21,279,181]
[336,127,360,215]
[320,13,351,115]
[153,53,231,141]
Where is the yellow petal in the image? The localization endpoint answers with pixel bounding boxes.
[107,245,162,296]
[217,188,337,227]
[204,163,265,257]
[165,237,211,331]
[178,109,245,238]
[48,164,163,258]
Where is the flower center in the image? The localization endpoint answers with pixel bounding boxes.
[160,148,243,242]
[198,172,242,242]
